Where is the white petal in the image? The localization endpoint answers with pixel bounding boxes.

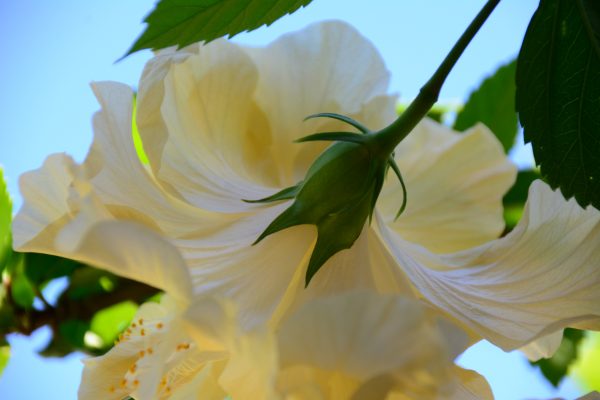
[244,20,395,184]
[13,81,219,252]
[377,180,600,350]
[138,39,274,212]
[379,120,516,253]
[12,153,75,250]
[443,368,493,400]
[61,220,193,303]
[276,291,481,399]
[278,291,453,382]
[519,331,563,361]
[578,392,600,400]
[168,363,226,400]
[183,297,278,400]
[14,152,192,301]
[79,296,198,400]
[282,226,415,319]
[14,164,191,301]
[87,81,216,238]
[176,205,316,329]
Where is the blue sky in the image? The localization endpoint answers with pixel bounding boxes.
[0,0,586,398]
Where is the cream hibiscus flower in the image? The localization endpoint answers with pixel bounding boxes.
[80,284,492,399]
[78,295,228,400]
[12,20,600,359]
[183,291,493,400]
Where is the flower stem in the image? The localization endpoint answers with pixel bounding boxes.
[374,0,502,154]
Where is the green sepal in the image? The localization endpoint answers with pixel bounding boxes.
[369,163,388,223]
[252,112,411,286]
[388,157,408,220]
[253,203,311,245]
[243,182,303,204]
[305,185,373,286]
[253,140,389,285]
[304,113,370,134]
[295,131,368,145]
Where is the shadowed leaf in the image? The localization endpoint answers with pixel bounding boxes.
[516,0,600,210]
[127,0,313,56]
[455,60,518,153]
[532,328,585,387]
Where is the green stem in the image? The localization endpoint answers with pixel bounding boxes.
[375,0,501,154]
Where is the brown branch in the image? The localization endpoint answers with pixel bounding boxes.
[3,278,159,336]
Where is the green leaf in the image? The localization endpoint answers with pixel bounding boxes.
[573,332,600,391]
[24,253,81,285]
[8,253,35,310]
[90,301,137,348]
[0,168,12,269]
[0,303,16,332]
[454,60,518,153]
[516,0,600,210]
[0,338,9,377]
[39,335,75,358]
[59,320,90,348]
[503,169,542,206]
[532,328,585,387]
[502,169,541,230]
[127,0,313,56]
[40,320,90,357]
[67,267,119,300]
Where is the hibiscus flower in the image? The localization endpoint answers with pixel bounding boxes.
[12,20,600,363]
[79,284,492,399]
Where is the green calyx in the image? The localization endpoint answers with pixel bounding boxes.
[246,113,408,286]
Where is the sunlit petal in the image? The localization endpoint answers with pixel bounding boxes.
[12,153,76,250]
[176,205,316,329]
[377,180,600,350]
[138,39,274,212]
[519,331,563,361]
[277,291,478,399]
[379,120,516,253]
[86,81,218,237]
[244,20,396,184]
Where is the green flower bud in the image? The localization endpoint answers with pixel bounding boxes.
[247,114,407,286]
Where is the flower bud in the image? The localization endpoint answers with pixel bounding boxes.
[249,114,406,285]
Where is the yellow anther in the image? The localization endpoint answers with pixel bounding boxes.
[139,350,146,357]
[138,318,144,325]
[156,322,164,329]
[177,343,190,351]
[131,323,137,328]
[129,364,137,374]
[120,379,128,388]
[140,329,146,336]
[147,347,154,355]
[108,385,116,393]
[133,379,139,387]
